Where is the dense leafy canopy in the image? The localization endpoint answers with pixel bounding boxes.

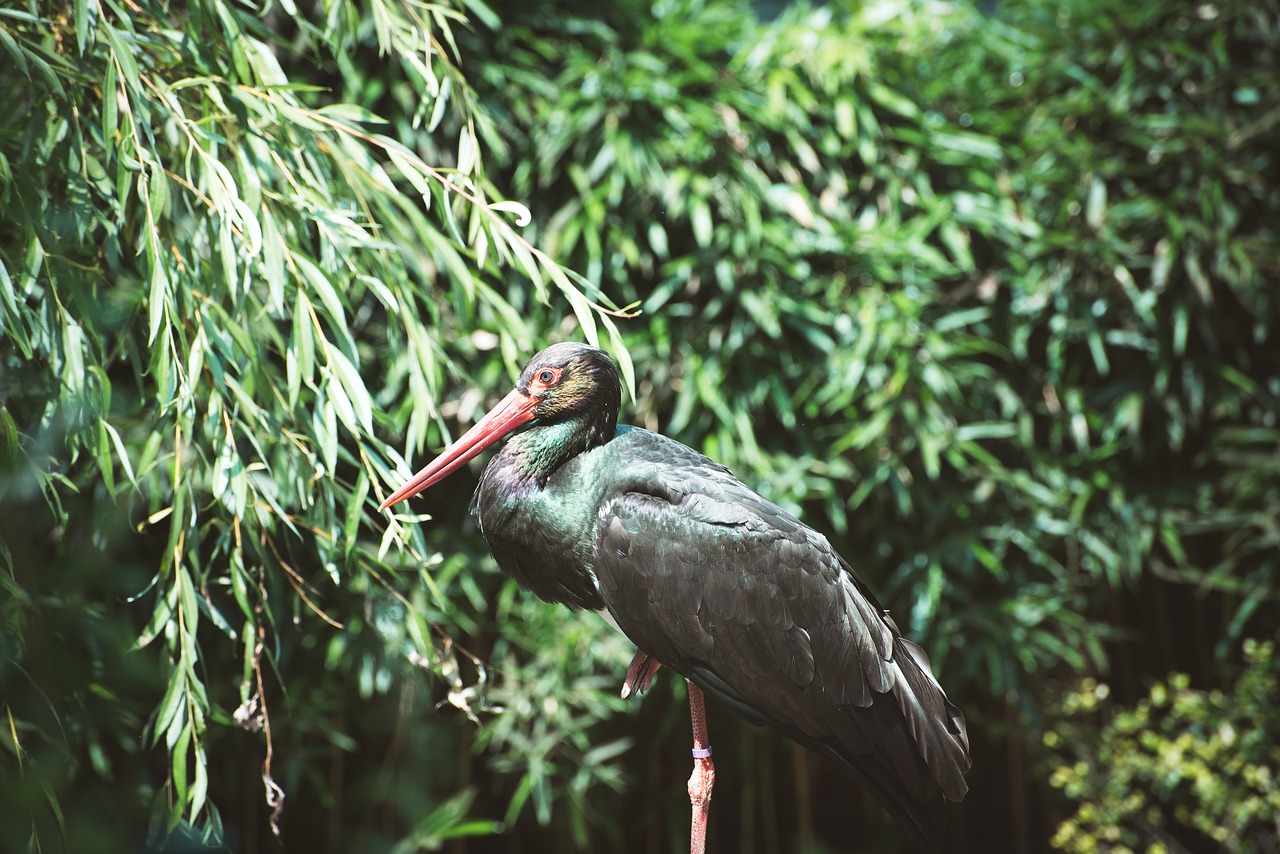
[1,0,1277,851]
[1048,640,1280,852]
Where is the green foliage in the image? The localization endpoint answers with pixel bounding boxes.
[907,0,1280,654]
[0,0,629,848]
[1047,640,1280,853]
[477,602,634,847]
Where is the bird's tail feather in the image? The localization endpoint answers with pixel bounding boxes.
[812,637,970,849]
[891,637,971,801]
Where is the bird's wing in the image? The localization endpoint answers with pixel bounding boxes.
[592,434,968,844]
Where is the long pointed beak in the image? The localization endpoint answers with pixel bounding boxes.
[379,388,538,511]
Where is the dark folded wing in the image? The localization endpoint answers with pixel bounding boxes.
[592,460,969,846]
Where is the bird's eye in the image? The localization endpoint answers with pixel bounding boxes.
[537,369,555,384]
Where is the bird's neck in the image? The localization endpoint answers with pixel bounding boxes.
[501,416,614,485]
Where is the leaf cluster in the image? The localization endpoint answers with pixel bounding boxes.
[1046,640,1280,853]
[0,0,629,847]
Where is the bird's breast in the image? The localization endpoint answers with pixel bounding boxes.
[473,442,612,611]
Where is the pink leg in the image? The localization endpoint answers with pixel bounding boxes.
[621,649,663,699]
[687,680,715,854]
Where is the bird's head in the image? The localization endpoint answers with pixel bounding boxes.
[514,342,620,426]
[379,343,620,510]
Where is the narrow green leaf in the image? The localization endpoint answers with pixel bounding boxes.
[317,103,384,124]
[97,421,116,496]
[286,345,300,409]
[328,347,373,434]
[0,258,32,356]
[325,374,359,438]
[261,208,285,312]
[489,200,532,227]
[315,395,337,475]
[102,21,141,95]
[582,737,632,767]
[60,316,85,394]
[74,0,94,54]
[148,262,168,346]
[606,323,636,402]
[377,518,400,562]
[294,255,351,348]
[0,406,19,464]
[294,292,315,389]
[26,51,65,98]
[0,27,29,77]
[188,747,208,821]
[426,72,451,132]
[690,198,712,248]
[134,574,176,651]
[151,669,184,746]
[170,722,190,800]
[954,422,1018,441]
[1086,176,1107,229]
[149,167,169,219]
[343,470,369,556]
[386,146,434,199]
[103,421,137,487]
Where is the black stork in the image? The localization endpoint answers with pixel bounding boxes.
[380,342,970,851]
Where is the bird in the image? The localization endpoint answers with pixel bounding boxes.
[379,342,970,851]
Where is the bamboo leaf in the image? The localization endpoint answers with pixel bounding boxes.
[103,421,137,487]
[343,469,369,556]
[489,200,532,227]
[0,406,19,464]
[148,262,168,346]
[329,346,373,435]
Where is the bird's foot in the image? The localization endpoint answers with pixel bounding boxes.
[620,650,662,699]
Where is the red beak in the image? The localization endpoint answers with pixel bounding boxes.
[379,387,538,511]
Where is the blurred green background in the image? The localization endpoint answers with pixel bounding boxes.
[1,0,1277,851]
